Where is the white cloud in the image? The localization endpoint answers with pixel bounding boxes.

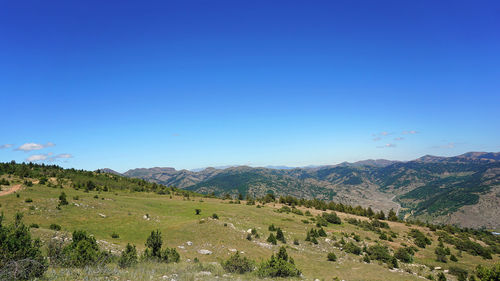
[402,130,418,135]
[380,131,390,136]
[26,153,72,162]
[0,144,13,149]
[394,137,404,141]
[377,143,396,148]
[16,142,55,152]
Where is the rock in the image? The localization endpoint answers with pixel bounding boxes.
[198,249,212,255]
[229,248,237,252]
[186,241,193,246]
[434,267,442,270]
[247,228,252,233]
[178,245,185,249]
[99,213,106,218]
[197,271,212,276]
[444,270,449,273]
[325,238,331,243]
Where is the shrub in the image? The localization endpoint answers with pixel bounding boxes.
[435,246,448,263]
[257,247,301,277]
[73,196,79,200]
[366,244,392,263]
[409,229,431,248]
[160,247,180,263]
[327,252,337,261]
[143,229,180,263]
[276,228,286,243]
[24,198,33,203]
[62,230,104,267]
[268,224,277,231]
[49,223,61,231]
[311,236,318,244]
[118,243,138,268]
[29,223,39,228]
[0,213,47,280]
[449,266,468,281]
[212,213,219,219]
[318,227,327,237]
[222,252,254,274]
[0,178,10,185]
[344,242,362,255]
[195,209,201,215]
[322,212,341,224]
[395,247,414,263]
[59,192,68,206]
[437,272,447,281]
[111,232,120,239]
[267,233,277,245]
[475,263,500,280]
[450,254,458,262]
[293,238,299,245]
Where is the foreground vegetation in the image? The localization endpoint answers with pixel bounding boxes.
[1,162,499,280]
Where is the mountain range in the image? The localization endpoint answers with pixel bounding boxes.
[100,152,500,229]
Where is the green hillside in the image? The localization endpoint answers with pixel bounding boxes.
[1,162,499,280]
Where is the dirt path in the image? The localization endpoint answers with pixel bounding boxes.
[0,184,22,196]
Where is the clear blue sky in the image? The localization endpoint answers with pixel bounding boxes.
[0,0,499,172]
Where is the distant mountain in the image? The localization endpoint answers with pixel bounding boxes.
[97,168,122,175]
[122,152,500,229]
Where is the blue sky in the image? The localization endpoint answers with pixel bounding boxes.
[0,0,499,172]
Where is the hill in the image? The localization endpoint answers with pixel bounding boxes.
[121,152,500,229]
[1,162,499,280]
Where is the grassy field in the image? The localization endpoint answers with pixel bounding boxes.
[0,175,498,280]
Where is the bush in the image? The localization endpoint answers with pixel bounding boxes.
[222,252,254,274]
[257,247,301,277]
[268,224,277,231]
[366,244,392,263]
[437,272,447,281]
[195,209,201,215]
[0,213,47,280]
[111,232,120,239]
[475,263,500,281]
[212,213,219,219]
[276,228,286,243]
[293,238,299,245]
[61,230,109,267]
[395,247,414,263]
[59,192,68,206]
[29,223,39,228]
[118,243,138,268]
[327,252,337,261]
[450,254,458,262]
[267,233,277,245]
[143,229,180,263]
[0,178,10,185]
[410,229,431,248]
[49,223,61,231]
[322,212,341,224]
[344,242,362,255]
[449,266,468,281]
[24,198,33,203]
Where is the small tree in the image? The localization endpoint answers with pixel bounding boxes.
[327,252,337,261]
[267,233,277,245]
[437,272,447,281]
[257,247,301,277]
[195,209,201,215]
[276,228,286,243]
[59,192,68,206]
[118,243,138,268]
[222,252,254,274]
[145,230,163,258]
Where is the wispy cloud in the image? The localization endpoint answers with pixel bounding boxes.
[380,131,390,136]
[402,130,418,135]
[377,143,397,148]
[16,142,55,152]
[394,137,404,141]
[372,137,381,141]
[0,144,13,149]
[26,153,72,162]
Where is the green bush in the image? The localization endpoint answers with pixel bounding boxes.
[0,213,47,280]
[195,209,201,215]
[344,242,362,255]
[212,213,219,219]
[24,198,33,203]
[61,230,105,267]
[276,228,286,243]
[475,263,500,280]
[111,232,120,239]
[449,266,468,281]
[327,252,337,261]
[29,223,39,228]
[268,224,277,231]
[257,247,301,278]
[366,244,392,263]
[49,223,61,231]
[410,229,432,248]
[267,233,277,245]
[322,212,342,224]
[58,192,68,206]
[222,252,254,274]
[143,229,180,263]
[118,243,138,268]
[395,247,414,263]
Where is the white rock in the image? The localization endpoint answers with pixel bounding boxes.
[197,271,212,276]
[229,248,237,252]
[247,228,252,233]
[99,213,106,218]
[434,267,442,270]
[178,245,185,249]
[198,249,212,255]
[444,270,449,273]
[186,241,193,246]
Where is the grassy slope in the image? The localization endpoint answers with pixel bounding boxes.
[0,175,498,281]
